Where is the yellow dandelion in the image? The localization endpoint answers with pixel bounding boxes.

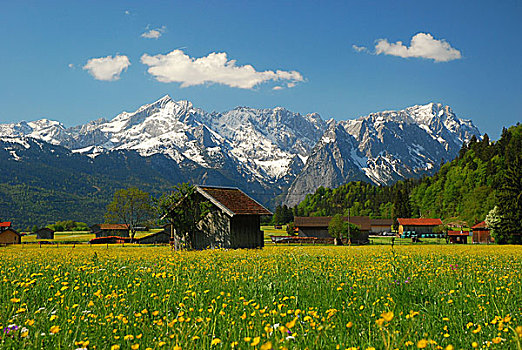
[49,325,60,334]
[251,337,260,346]
[381,311,394,322]
[131,344,139,350]
[346,321,353,328]
[260,341,273,350]
[417,339,427,348]
[110,345,120,350]
[211,338,221,346]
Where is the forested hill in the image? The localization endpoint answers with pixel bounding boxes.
[294,123,522,227]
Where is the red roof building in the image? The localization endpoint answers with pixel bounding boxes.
[0,222,12,232]
[447,230,470,244]
[397,218,443,235]
[471,221,493,244]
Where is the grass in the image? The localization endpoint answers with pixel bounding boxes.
[0,244,520,349]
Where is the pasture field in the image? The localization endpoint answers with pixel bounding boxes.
[0,245,521,349]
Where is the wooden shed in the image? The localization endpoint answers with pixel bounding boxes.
[90,224,130,238]
[471,221,493,244]
[370,219,393,234]
[0,228,21,245]
[447,230,469,244]
[136,230,171,244]
[169,185,272,249]
[294,216,371,243]
[397,218,443,235]
[36,227,55,240]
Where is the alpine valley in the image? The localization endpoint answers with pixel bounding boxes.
[0,95,481,227]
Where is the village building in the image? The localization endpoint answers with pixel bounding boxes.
[0,228,21,245]
[136,230,171,244]
[447,230,470,244]
[169,186,272,249]
[90,224,130,238]
[397,218,443,235]
[0,222,12,232]
[36,227,54,240]
[294,216,371,243]
[471,221,493,244]
[370,219,393,234]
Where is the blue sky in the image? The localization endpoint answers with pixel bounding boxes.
[0,0,520,138]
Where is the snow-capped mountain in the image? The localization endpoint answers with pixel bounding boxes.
[0,97,481,207]
[284,103,481,205]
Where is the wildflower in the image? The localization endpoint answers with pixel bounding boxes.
[260,342,273,350]
[346,321,353,328]
[131,344,139,350]
[492,337,502,344]
[445,346,454,350]
[472,325,482,333]
[49,325,60,334]
[158,342,166,347]
[417,339,427,348]
[211,338,221,346]
[381,311,394,322]
[471,342,479,348]
[110,346,120,350]
[50,315,58,321]
[515,326,522,337]
[21,327,29,337]
[251,337,260,346]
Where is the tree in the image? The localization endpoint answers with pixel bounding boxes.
[328,214,346,245]
[105,187,154,241]
[286,222,296,236]
[494,152,522,243]
[485,206,503,242]
[157,183,211,249]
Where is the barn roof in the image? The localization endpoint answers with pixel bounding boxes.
[0,228,20,236]
[397,218,442,226]
[447,230,470,236]
[471,221,488,230]
[0,222,12,227]
[196,186,272,217]
[294,216,371,231]
[370,219,394,226]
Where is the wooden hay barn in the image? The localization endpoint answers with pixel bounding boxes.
[0,228,21,245]
[91,224,130,238]
[36,227,55,240]
[370,219,393,234]
[294,216,370,243]
[89,236,131,244]
[397,218,443,235]
[136,230,171,244]
[447,230,470,244]
[169,185,272,249]
[471,221,493,244]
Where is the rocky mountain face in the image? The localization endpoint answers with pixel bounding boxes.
[0,97,481,213]
[284,103,481,205]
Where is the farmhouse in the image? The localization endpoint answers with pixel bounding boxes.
[397,218,443,235]
[294,216,371,242]
[36,227,54,240]
[0,222,12,232]
[169,186,272,249]
[370,219,393,234]
[90,224,130,238]
[0,228,21,245]
[471,221,493,244]
[447,230,470,244]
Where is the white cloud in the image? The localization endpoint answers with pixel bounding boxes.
[83,55,131,81]
[273,86,283,90]
[68,63,74,68]
[374,33,461,62]
[124,10,130,15]
[141,26,166,39]
[140,49,304,89]
[352,44,368,53]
